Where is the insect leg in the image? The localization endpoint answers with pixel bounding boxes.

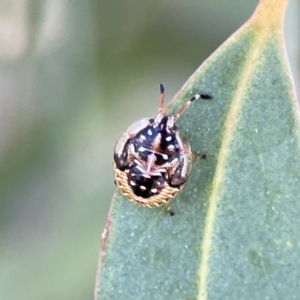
[192,154,207,160]
[166,205,175,216]
[174,93,212,121]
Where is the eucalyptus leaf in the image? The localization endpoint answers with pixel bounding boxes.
[95,0,300,299]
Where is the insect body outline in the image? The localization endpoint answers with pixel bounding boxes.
[113,84,212,215]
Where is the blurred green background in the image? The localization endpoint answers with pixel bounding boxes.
[0,1,299,299]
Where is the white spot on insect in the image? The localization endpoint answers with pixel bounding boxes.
[162,154,168,160]
[140,185,146,190]
[166,136,172,141]
[148,129,152,136]
[130,181,136,186]
[168,145,175,150]
[151,188,157,193]
[140,135,146,140]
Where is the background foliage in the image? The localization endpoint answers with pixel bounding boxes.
[0,1,299,299]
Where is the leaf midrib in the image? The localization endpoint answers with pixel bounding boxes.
[197,26,276,300]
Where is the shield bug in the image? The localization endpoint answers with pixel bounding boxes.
[113,84,212,215]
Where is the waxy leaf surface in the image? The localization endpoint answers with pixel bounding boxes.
[96,1,300,299]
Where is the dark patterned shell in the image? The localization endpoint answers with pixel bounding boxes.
[113,114,192,207]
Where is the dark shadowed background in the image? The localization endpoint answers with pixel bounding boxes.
[0,1,299,299]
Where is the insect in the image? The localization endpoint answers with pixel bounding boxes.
[113,84,212,215]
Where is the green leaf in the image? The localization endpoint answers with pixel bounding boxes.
[95,0,300,299]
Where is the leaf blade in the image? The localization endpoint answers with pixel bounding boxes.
[95,0,300,299]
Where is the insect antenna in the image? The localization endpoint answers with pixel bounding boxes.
[174,93,212,122]
[158,83,165,113]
